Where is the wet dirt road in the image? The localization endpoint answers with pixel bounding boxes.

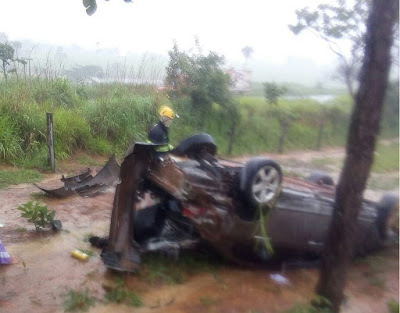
[0,150,398,313]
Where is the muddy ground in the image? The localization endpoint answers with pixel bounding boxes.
[0,147,398,313]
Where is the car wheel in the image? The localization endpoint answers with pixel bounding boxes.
[172,133,217,159]
[376,194,399,241]
[307,171,334,186]
[239,158,283,220]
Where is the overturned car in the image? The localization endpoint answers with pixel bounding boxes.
[99,134,398,272]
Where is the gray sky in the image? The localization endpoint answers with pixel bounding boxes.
[0,0,350,84]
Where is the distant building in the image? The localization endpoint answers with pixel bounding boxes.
[226,67,252,93]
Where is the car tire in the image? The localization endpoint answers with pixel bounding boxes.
[172,133,217,159]
[307,171,334,186]
[238,158,283,220]
[376,194,399,240]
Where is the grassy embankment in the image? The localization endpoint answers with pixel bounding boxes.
[0,78,397,188]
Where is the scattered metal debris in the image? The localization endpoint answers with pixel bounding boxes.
[35,155,120,198]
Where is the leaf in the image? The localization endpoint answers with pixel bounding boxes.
[83,0,97,16]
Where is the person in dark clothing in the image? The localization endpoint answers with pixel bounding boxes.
[148,106,178,152]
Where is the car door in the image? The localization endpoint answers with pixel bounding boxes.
[267,188,323,252]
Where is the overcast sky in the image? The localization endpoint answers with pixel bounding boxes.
[1,0,339,62]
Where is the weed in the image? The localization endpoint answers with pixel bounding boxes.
[64,288,95,312]
[16,227,27,232]
[17,201,58,231]
[0,169,42,189]
[388,299,399,313]
[200,296,219,307]
[141,251,221,285]
[77,248,95,257]
[30,192,47,201]
[104,277,142,307]
[82,232,95,242]
[285,296,332,313]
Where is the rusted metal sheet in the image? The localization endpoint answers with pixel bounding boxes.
[35,155,120,198]
[101,144,154,272]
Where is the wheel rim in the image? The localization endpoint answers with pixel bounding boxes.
[251,165,280,204]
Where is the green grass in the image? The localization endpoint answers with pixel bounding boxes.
[77,248,95,257]
[64,289,95,312]
[367,174,399,191]
[0,169,42,189]
[104,277,142,307]
[388,299,399,313]
[200,296,220,307]
[82,232,96,242]
[0,78,397,167]
[140,251,222,285]
[372,142,399,173]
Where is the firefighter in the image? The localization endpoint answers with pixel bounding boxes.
[147,105,178,152]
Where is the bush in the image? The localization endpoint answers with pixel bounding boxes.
[17,201,60,231]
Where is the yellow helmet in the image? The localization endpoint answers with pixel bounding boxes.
[159,106,178,119]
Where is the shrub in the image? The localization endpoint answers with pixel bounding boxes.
[17,201,60,231]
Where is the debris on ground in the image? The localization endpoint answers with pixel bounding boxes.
[34,155,120,198]
[269,273,290,285]
[0,239,11,264]
[71,249,89,261]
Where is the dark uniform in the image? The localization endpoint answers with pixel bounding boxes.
[148,121,169,144]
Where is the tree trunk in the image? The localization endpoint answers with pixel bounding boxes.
[315,1,397,312]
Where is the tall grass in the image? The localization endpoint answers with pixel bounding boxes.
[0,77,397,171]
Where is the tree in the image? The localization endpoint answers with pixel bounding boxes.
[64,65,104,82]
[263,82,287,105]
[0,42,15,79]
[241,46,254,68]
[165,42,232,116]
[315,1,397,312]
[289,0,370,100]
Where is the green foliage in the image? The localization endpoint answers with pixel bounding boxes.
[200,296,219,307]
[77,248,94,257]
[64,288,95,312]
[104,277,142,307]
[0,42,15,79]
[64,65,104,82]
[0,116,22,160]
[372,142,399,173]
[17,201,56,231]
[285,296,332,313]
[141,251,221,285]
[264,82,287,105]
[381,81,399,136]
[82,94,156,146]
[0,77,396,168]
[165,41,232,123]
[388,299,399,313]
[0,169,42,189]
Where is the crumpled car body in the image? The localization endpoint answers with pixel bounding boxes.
[35,155,120,198]
[101,134,398,272]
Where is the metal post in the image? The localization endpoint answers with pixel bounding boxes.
[46,113,55,172]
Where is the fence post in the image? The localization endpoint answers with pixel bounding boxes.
[46,113,55,172]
